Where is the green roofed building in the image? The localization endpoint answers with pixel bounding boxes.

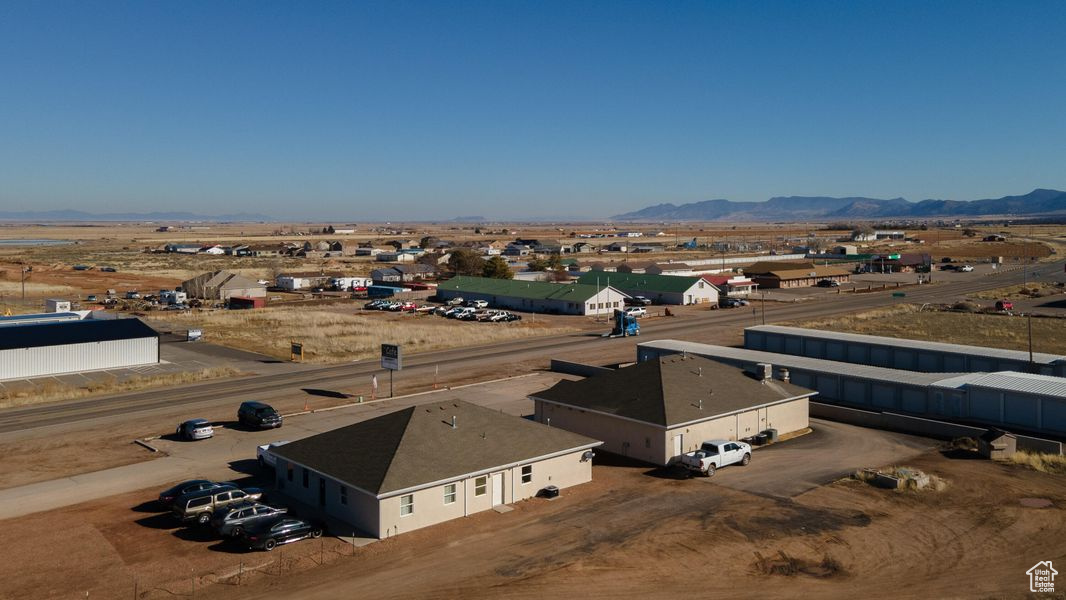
[575,271,719,305]
[436,276,629,315]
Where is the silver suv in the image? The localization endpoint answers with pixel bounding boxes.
[172,486,263,525]
[211,502,288,538]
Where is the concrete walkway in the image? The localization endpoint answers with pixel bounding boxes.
[0,373,564,521]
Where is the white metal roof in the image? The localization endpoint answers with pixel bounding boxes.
[746,325,1066,365]
[933,371,1066,397]
[639,340,952,386]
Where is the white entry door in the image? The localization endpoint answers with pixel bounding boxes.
[491,472,504,506]
[672,434,683,458]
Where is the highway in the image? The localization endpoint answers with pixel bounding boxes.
[0,261,1060,435]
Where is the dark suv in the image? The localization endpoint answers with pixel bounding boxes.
[238,401,282,429]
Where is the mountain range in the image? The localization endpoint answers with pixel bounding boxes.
[0,209,274,222]
[611,189,1066,222]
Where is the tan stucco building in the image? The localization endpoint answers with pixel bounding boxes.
[531,355,815,466]
[272,401,601,539]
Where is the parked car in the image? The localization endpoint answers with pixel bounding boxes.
[941,257,954,263]
[100,266,117,272]
[446,297,465,306]
[939,264,957,271]
[173,486,263,525]
[432,306,449,316]
[398,301,417,311]
[679,440,752,476]
[625,296,652,306]
[816,279,840,287]
[623,306,647,318]
[467,299,489,309]
[158,480,229,509]
[211,502,288,538]
[176,419,214,441]
[242,517,323,551]
[720,297,744,308]
[125,290,142,299]
[364,300,386,310]
[458,309,480,321]
[958,265,975,272]
[995,300,1014,311]
[86,294,98,302]
[238,401,283,430]
[257,440,292,469]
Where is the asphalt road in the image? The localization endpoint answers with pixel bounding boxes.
[0,261,1060,435]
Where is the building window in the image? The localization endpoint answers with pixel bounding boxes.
[302,468,309,488]
[521,465,533,484]
[340,486,348,505]
[400,494,414,516]
[475,476,488,496]
[286,463,294,482]
[444,483,456,505]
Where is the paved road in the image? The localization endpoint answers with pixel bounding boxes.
[0,261,1060,435]
[0,373,557,521]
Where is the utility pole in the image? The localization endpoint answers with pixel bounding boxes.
[1028,313,1035,373]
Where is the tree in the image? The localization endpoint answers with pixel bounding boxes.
[474,227,481,234]
[545,252,563,271]
[483,255,513,279]
[419,235,440,249]
[526,257,548,272]
[962,228,978,237]
[548,265,570,282]
[447,248,484,276]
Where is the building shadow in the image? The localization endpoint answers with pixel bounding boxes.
[228,459,262,476]
[131,500,164,513]
[134,513,179,530]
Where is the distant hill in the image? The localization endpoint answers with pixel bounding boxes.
[0,210,274,222]
[612,189,1066,221]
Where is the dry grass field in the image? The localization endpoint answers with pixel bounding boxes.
[790,304,1066,354]
[149,307,582,362]
[0,367,242,409]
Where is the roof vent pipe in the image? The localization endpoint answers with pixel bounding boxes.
[451,416,457,429]
[777,368,790,383]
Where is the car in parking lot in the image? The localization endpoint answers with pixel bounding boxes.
[176,419,214,441]
[158,480,230,509]
[364,300,387,310]
[466,299,488,308]
[243,517,324,551]
[173,486,264,525]
[238,401,283,430]
[720,297,746,308]
[625,296,652,306]
[623,306,647,318]
[211,502,289,538]
[445,297,465,306]
[816,279,840,287]
[939,264,957,271]
[958,265,975,272]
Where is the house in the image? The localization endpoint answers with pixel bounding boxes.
[246,245,283,258]
[977,429,1017,460]
[630,243,665,253]
[276,272,337,291]
[372,264,437,284]
[435,276,629,316]
[180,271,267,300]
[330,277,373,291]
[271,400,601,539]
[604,242,629,253]
[201,245,226,255]
[1027,561,1057,593]
[645,263,695,276]
[852,230,905,242]
[355,247,386,257]
[530,355,814,466]
[572,242,597,254]
[503,244,532,257]
[376,252,416,263]
[389,239,419,250]
[742,261,851,289]
[575,272,718,305]
[165,243,202,254]
[586,262,618,272]
[832,245,858,255]
[701,274,758,296]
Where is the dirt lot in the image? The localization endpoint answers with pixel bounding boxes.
[791,303,1066,355]
[1,445,1063,600]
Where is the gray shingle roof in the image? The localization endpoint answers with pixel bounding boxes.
[272,400,600,497]
[532,355,815,427]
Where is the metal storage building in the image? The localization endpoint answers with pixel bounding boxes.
[743,325,1066,376]
[436,276,628,316]
[0,318,160,381]
[637,340,1066,438]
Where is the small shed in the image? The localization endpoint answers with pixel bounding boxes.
[978,429,1017,460]
[229,296,266,310]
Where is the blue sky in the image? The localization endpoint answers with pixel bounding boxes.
[1,1,1064,220]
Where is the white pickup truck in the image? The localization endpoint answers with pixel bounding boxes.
[257,440,291,469]
[679,440,752,476]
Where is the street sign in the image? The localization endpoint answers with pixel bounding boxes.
[290,342,303,361]
[381,343,402,370]
[892,292,906,298]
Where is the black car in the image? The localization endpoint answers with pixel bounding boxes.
[238,401,283,429]
[243,517,323,551]
[816,279,840,287]
[158,479,225,509]
[624,296,652,306]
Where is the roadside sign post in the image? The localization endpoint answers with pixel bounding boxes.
[381,344,402,398]
[290,342,303,362]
